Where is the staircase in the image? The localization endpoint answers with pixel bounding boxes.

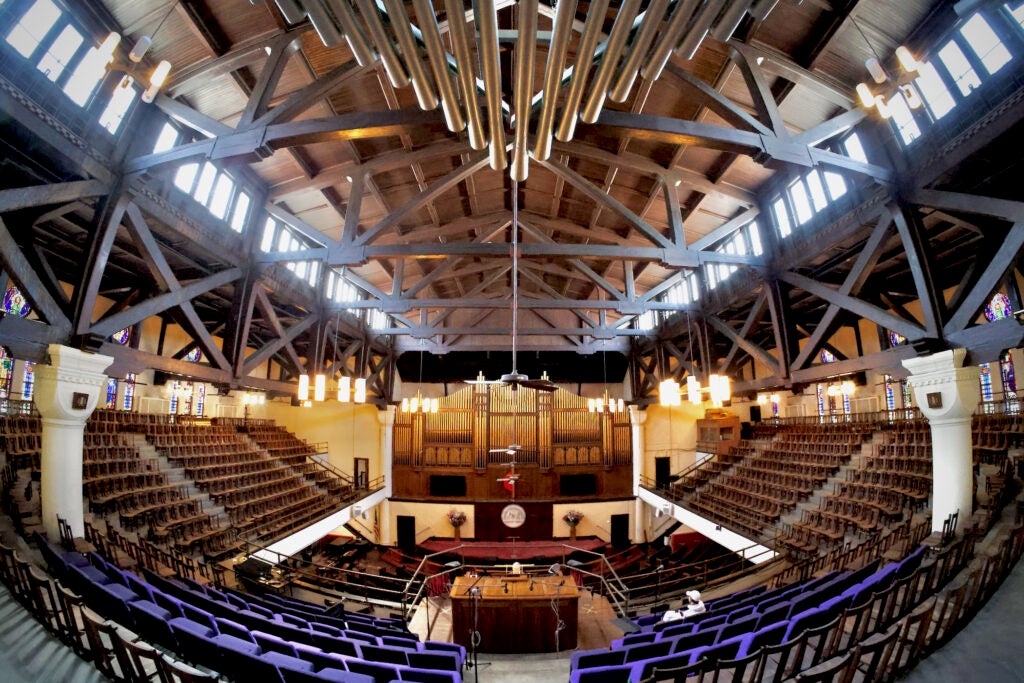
[131,434,226,523]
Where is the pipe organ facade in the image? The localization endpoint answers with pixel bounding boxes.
[391,384,633,500]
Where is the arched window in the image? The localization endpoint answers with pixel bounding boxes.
[984,292,1012,321]
[195,383,205,416]
[3,286,30,317]
[0,347,13,399]
[888,330,906,347]
[820,349,836,364]
[980,363,993,402]
[123,373,136,411]
[111,327,131,345]
[184,347,202,363]
[884,375,896,410]
[21,362,34,401]
[999,351,1016,400]
[105,378,117,409]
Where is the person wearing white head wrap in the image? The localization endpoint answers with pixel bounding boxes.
[682,590,705,618]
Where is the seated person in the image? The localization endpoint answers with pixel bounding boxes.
[682,590,706,618]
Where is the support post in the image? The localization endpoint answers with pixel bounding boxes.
[902,348,980,536]
[34,344,113,539]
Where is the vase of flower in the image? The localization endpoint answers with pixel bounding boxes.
[564,510,583,541]
[447,509,467,542]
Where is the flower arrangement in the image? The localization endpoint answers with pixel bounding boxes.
[447,509,467,527]
[563,510,584,527]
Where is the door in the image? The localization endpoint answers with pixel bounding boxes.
[610,514,630,549]
[655,457,671,489]
[353,458,369,489]
[396,515,417,554]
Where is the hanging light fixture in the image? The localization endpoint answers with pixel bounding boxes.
[589,348,625,414]
[401,343,438,413]
[851,17,921,115]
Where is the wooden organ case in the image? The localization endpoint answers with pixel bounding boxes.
[391,384,633,503]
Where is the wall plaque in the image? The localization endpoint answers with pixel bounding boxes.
[927,392,942,409]
[500,504,526,528]
[72,392,89,410]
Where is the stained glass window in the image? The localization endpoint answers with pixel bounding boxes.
[111,327,130,345]
[902,379,914,408]
[184,347,202,363]
[0,348,13,399]
[984,292,1012,321]
[3,287,31,317]
[1000,351,1017,399]
[821,349,836,364]
[817,384,825,417]
[980,363,993,402]
[105,378,117,409]
[195,383,205,417]
[889,330,906,347]
[170,381,192,414]
[21,362,34,401]
[123,373,136,411]
[885,375,896,410]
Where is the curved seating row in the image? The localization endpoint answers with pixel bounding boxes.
[38,537,464,683]
[569,546,927,683]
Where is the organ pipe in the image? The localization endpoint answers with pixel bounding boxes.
[476,0,508,171]
[510,0,538,182]
[382,0,439,111]
[533,0,578,161]
[581,0,642,124]
[353,0,410,88]
[444,0,487,150]
[554,0,610,142]
[609,0,670,103]
[325,0,376,66]
[640,0,700,82]
[411,0,467,133]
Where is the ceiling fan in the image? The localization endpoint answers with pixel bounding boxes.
[469,181,557,393]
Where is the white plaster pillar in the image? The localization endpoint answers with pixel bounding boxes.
[629,405,648,542]
[902,349,980,535]
[377,405,396,545]
[34,345,113,539]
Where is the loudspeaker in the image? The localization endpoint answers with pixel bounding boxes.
[749,405,762,423]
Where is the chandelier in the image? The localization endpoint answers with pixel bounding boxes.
[401,344,437,413]
[297,312,367,404]
[659,375,731,408]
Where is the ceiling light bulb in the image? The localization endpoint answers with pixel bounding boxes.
[338,376,351,403]
[895,46,918,74]
[98,32,121,62]
[875,95,892,119]
[129,35,152,63]
[354,378,367,403]
[314,374,326,402]
[856,83,875,108]
[865,57,888,84]
[900,83,923,110]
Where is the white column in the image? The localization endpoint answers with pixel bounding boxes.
[376,406,397,546]
[629,405,648,542]
[902,348,980,535]
[34,345,113,539]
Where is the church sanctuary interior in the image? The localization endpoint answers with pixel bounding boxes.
[4,0,1024,681]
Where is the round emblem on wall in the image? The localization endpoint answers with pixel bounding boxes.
[501,504,527,528]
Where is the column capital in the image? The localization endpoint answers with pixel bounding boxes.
[628,404,647,426]
[377,404,397,426]
[902,348,980,423]
[34,344,113,422]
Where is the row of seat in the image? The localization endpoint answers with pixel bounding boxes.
[37,540,464,683]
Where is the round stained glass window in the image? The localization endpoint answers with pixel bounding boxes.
[111,327,131,345]
[820,349,836,364]
[3,287,30,317]
[888,330,906,347]
[184,347,202,363]
[984,292,1012,322]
